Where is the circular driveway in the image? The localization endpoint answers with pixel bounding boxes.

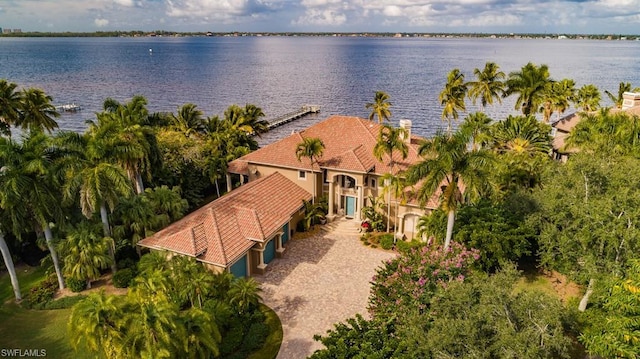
[256,219,396,359]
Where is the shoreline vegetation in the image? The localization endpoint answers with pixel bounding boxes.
[0,30,638,40]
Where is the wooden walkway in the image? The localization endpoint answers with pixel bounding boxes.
[266,105,320,130]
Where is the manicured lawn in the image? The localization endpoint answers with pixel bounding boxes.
[249,304,283,359]
[0,265,47,304]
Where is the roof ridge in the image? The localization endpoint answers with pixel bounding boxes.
[208,208,226,263]
[251,208,266,240]
[348,144,369,171]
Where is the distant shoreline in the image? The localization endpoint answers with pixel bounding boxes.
[0,31,639,40]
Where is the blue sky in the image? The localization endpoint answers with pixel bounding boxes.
[1,0,639,34]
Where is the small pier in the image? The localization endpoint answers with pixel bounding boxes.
[266,105,320,130]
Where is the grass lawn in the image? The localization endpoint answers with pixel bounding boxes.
[0,265,47,304]
[0,265,91,358]
[514,269,582,304]
[249,304,283,359]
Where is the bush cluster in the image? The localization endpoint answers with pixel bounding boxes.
[23,273,58,309]
[112,268,136,288]
[66,277,86,293]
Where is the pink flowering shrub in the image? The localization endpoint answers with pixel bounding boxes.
[368,242,480,319]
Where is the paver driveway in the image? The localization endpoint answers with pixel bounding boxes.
[255,219,396,359]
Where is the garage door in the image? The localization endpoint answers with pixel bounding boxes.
[230,254,248,278]
[264,239,276,264]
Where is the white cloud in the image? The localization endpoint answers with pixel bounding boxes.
[293,8,347,26]
[166,0,250,18]
[382,6,403,17]
[113,0,135,6]
[94,18,110,27]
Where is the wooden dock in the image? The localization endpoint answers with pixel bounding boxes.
[266,105,320,130]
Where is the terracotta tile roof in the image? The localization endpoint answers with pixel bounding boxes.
[228,115,424,175]
[138,172,311,267]
[552,112,581,133]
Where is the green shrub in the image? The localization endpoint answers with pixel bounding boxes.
[112,268,135,288]
[220,320,244,355]
[66,277,86,293]
[43,295,87,309]
[395,239,424,253]
[242,322,269,352]
[379,234,395,250]
[23,274,58,309]
[117,257,138,271]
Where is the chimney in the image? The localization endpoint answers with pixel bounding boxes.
[622,92,640,110]
[399,119,412,143]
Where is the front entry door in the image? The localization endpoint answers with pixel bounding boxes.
[345,196,356,218]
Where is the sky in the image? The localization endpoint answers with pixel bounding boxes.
[0,0,639,34]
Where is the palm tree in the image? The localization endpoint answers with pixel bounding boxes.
[68,290,124,357]
[467,62,506,112]
[61,131,133,272]
[439,69,468,133]
[224,104,269,137]
[365,91,392,123]
[138,251,172,275]
[12,131,67,289]
[113,194,158,250]
[0,79,22,136]
[228,277,263,314]
[16,88,60,133]
[380,173,407,235]
[0,231,21,301]
[373,124,409,174]
[242,103,269,136]
[295,137,325,203]
[405,130,492,249]
[575,84,601,112]
[181,307,221,359]
[59,221,113,288]
[490,115,552,157]
[144,185,188,223]
[550,79,576,122]
[91,101,153,194]
[459,112,493,151]
[373,124,409,232]
[504,62,553,116]
[604,82,640,108]
[170,103,205,138]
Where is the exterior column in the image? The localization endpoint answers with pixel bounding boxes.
[328,180,335,216]
[257,249,266,270]
[356,185,363,220]
[395,214,404,241]
[226,174,232,193]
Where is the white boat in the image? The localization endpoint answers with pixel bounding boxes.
[57,103,81,112]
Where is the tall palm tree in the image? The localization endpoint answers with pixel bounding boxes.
[467,62,506,112]
[365,91,392,123]
[0,79,22,136]
[575,84,601,112]
[68,290,124,357]
[374,124,409,232]
[144,185,188,223]
[113,194,158,250]
[295,137,325,203]
[170,103,205,138]
[459,112,493,151]
[59,221,113,288]
[439,69,468,133]
[380,173,406,235]
[224,104,269,137]
[604,82,640,108]
[242,103,269,136]
[61,131,133,272]
[550,79,576,122]
[405,130,492,249]
[16,88,60,133]
[504,62,553,116]
[12,131,67,289]
[373,124,409,174]
[90,100,153,194]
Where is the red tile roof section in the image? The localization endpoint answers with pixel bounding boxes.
[138,172,311,267]
[228,116,424,175]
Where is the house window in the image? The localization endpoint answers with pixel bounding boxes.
[371,178,377,188]
[323,169,329,183]
[298,171,306,180]
[341,175,356,189]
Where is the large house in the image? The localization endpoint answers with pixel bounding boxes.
[138,115,436,278]
[227,115,437,240]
